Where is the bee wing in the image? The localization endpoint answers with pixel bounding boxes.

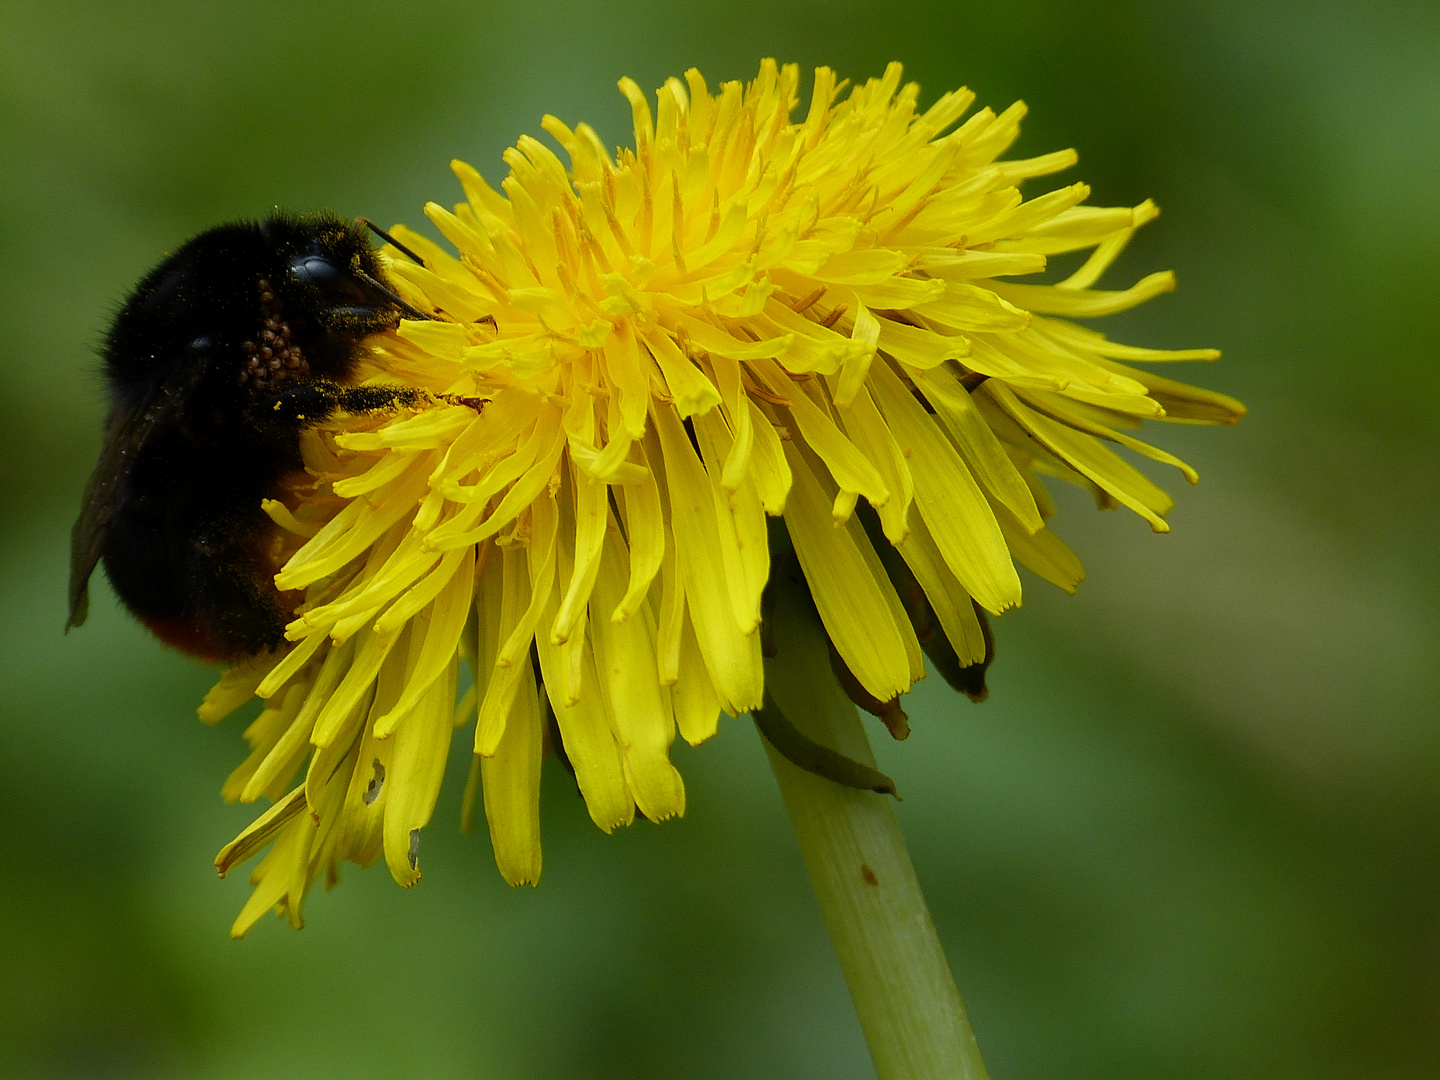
[67,388,174,629]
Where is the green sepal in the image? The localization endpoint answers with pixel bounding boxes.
[920,604,993,702]
[754,693,898,796]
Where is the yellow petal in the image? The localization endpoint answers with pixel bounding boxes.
[200,654,284,723]
[913,281,1031,333]
[374,545,476,737]
[650,404,763,713]
[745,399,792,515]
[589,525,685,821]
[829,382,913,545]
[782,441,918,700]
[552,463,608,645]
[603,319,650,438]
[988,270,1175,318]
[911,365,1043,532]
[476,497,558,754]
[427,409,567,550]
[708,353,754,493]
[982,381,1173,532]
[312,624,401,748]
[895,513,989,667]
[276,458,433,590]
[223,682,310,804]
[875,316,970,369]
[611,445,665,621]
[672,613,722,745]
[751,359,889,509]
[215,786,306,880]
[832,300,879,409]
[692,408,769,635]
[642,324,722,417]
[868,358,1021,612]
[535,590,634,831]
[331,449,420,499]
[674,312,792,360]
[481,657,544,886]
[337,642,409,869]
[242,637,353,801]
[383,646,457,887]
[653,508,683,685]
[1035,318,1221,363]
[1018,387,1199,484]
[994,505,1086,594]
[225,811,312,937]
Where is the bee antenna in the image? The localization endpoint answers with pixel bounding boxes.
[349,257,436,322]
[356,217,427,267]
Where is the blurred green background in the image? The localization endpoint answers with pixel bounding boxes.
[2,0,1436,1077]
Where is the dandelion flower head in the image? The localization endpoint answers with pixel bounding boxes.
[200,60,1244,935]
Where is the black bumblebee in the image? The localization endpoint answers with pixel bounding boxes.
[68,211,434,662]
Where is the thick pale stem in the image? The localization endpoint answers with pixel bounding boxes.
[760,567,990,1080]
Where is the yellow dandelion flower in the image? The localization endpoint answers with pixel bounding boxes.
[201,59,1243,937]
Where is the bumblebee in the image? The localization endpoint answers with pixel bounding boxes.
[68,211,431,662]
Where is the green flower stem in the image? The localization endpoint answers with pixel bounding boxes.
[760,568,990,1080]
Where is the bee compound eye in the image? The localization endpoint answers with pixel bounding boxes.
[289,254,341,288]
[290,254,368,304]
[186,335,215,358]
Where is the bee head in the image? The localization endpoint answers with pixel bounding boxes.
[265,212,408,339]
[102,212,422,403]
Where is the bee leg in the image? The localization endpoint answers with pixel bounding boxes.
[249,381,434,429]
[319,384,435,416]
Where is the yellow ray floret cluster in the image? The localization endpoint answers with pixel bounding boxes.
[199,60,1243,936]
